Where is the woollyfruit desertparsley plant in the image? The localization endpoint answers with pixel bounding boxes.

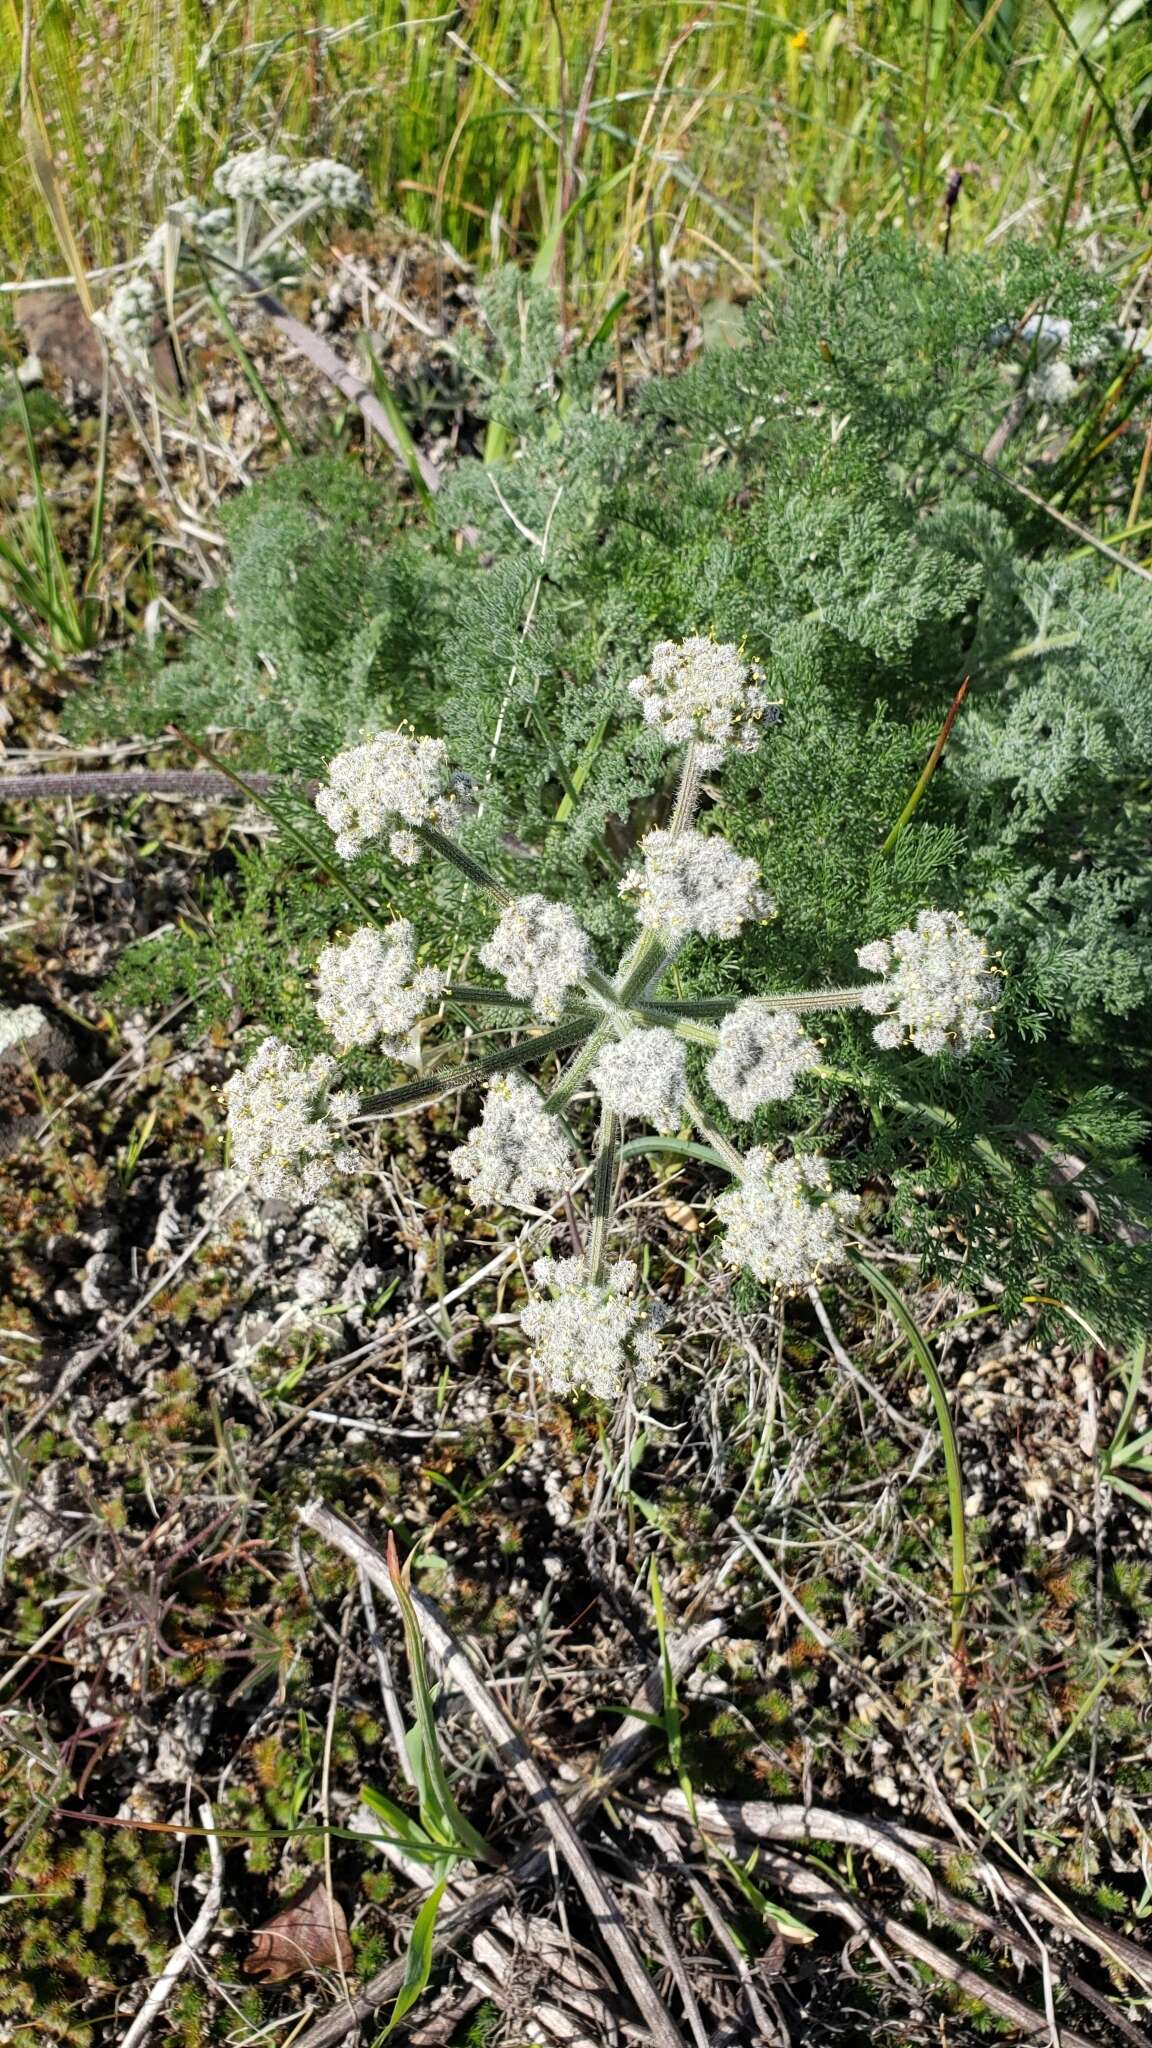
[224,637,1000,1401]
[94,147,369,373]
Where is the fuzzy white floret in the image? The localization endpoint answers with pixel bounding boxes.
[521,1255,661,1399]
[621,827,771,939]
[315,922,447,1058]
[0,1004,48,1056]
[856,910,998,1055]
[628,636,771,766]
[94,277,159,369]
[449,1076,573,1210]
[591,1027,687,1130]
[224,1036,359,1205]
[212,148,302,204]
[715,1150,859,1288]
[294,158,370,210]
[143,199,235,270]
[707,1005,820,1118]
[479,895,593,1020]
[315,731,460,863]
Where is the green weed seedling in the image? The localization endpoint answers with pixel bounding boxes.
[360,1536,495,2038]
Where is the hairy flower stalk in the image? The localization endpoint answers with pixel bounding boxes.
[222,635,1002,1403]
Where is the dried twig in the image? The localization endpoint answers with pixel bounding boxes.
[357,1563,416,1790]
[300,1498,687,2048]
[190,249,440,493]
[632,1811,786,2045]
[116,1803,224,2048]
[0,769,280,802]
[654,1790,1152,2021]
[738,1843,1101,2048]
[294,1497,723,2048]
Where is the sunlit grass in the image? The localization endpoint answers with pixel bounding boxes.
[1,1,1149,293]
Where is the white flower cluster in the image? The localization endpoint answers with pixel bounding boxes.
[479,895,593,1019]
[212,148,368,211]
[591,1027,686,1130]
[315,731,460,862]
[521,1256,661,1399]
[94,277,159,370]
[628,636,771,766]
[315,922,447,1057]
[212,148,303,204]
[715,1150,860,1289]
[224,1037,359,1204]
[857,911,998,1055]
[621,827,771,939]
[142,198,235,273]
[450,1076,573,1210]
[707,1005,820,1118]
[294,158,371,210]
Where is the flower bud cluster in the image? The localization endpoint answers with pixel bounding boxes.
[450,1076,573,1211]
[857,911,998,1055]
[210,148,296,204]
[479,895,593,1019]
[707,1005,820,1118]
[628,637,771,765]
[293,159,371,210]
[621,827,771,940]
[315,731,460,862]
[213,148,369,210]
[521,1256,661,1399]
[142,198,235,273]
[591,1027,687,1130]
[224,1037,359,1204]
[715,1150,859,1289]
[95,278,160,371]
[315,922,446,1057]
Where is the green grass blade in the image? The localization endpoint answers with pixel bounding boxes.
[852,1253,969,1653]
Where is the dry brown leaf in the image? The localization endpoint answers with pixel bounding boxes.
[243,1878,354,1983]
[662,1198,700,1233]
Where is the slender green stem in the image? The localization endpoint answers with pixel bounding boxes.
[682,1090,746,1178]
[543,1021,614,1112]
[613,927,668,1004]
[668,742,703,836]
[169,727,389,930]
[444,985,533,1008]
[851,1253,968,1655]
[617,932,685,1005]
[586,1103,621,1284]
[415,823,511,906]
[668,1018,721,1049]
[642,988,872,1018]
[582,963,625,1010]
[880,675,970,856]
[362,1019,591,1116]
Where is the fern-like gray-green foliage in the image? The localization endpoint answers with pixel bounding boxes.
[87,235,1152,1331]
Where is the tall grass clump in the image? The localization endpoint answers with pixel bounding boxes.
[2,2,1150,284]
